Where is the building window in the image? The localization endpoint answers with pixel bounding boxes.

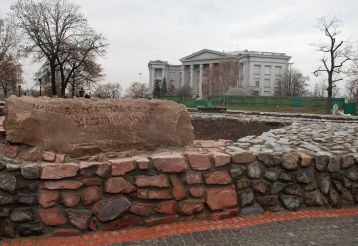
[254,79,260,87]
[264,65,271,75]
[154,68,162,77]
[264,79,270,88]
[275,66,282,76]
[275,78,281,87]
[252,90,259,96]
[254,65,261,75]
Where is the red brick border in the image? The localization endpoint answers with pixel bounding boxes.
[2,207,358,246]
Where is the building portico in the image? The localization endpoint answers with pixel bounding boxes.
[148,49,291,98]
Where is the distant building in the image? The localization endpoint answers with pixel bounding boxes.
[148,49,291,97]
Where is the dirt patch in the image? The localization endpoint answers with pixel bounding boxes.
[192,118,286,141]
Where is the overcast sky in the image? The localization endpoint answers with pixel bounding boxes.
[1,0,357,92]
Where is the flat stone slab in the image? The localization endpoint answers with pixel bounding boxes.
[4,96,194,156]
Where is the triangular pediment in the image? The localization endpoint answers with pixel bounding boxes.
[180,49,231,62]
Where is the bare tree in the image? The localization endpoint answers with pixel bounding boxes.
[11,0,107,97]
[68,58,103,97]
[0,61,22,98]
[94,83,122,98]
[56,29,106,97]
[0,17,22,98]
[126,82,148,99]
[278,67,309,96]
[203,60,240,96]
[313,15,352,113]
[345,56,358,102]
[0,17,19,69]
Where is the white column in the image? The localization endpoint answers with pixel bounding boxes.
[208,64,213,95]
[181,65,185,86]
[190,65,194,88]
[149,68,154,89]
[199,64,203,99]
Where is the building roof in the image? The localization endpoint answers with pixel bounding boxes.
[180,49,232,62]
[179,49,290,63]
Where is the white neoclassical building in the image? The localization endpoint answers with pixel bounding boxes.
[148,49,291,98]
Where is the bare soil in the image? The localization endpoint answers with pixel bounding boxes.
[192,118,285,141]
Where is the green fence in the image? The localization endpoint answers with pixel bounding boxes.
[207,95,345,108]
[158,95,356,115]
[159,96,212,108]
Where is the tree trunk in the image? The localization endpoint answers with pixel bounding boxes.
[326,75,333,114]
[50,61,57,97]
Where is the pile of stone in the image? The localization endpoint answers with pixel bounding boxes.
[232,121,358,156]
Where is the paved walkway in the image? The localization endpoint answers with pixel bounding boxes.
[1,207,358,246]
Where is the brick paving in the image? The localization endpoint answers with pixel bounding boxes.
[116,216,358,246]
[1,207,358,246]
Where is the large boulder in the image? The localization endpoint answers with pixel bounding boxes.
[5,97,194,156]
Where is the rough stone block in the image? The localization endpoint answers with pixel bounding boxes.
[80,161,111,177]
[4,144,19,158]
[66,209,92,230]
[42,151,56,162]
[61,193,80,207]
[19,147,41,161]
[135,158,150,170]
[170,175,187,201]
[155,200,177,215]
[38,191,59,208]
[189,187,205,198]
[40,180,83,190]
[39,207,67,226]
[246,161,263,179]
[151,153,188,173]
[341,155,355,169]
[178,199,204,215]
[230,148,255,164]
[4,97,194,156]
[0,174,16,192]
[10,208,34,222]
[105,177,136,193]
[81,186,101,205]
[205,171,232,185]
[82,177,101,186]
[137,189,172,200]
[129,203,154,217]
[212,152,231,167]
[206,187,238,211]
[41,163,79,179]
[110,158,136,176]
[185,171,202,185]
[21,163,41,179]
[257,153,281,167]
[282,152,299,170]
[135,175,169,188]
[91,197,130,222]
[186,153,212,170]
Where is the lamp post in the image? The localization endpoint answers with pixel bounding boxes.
[18,85,21,97]
[139,73,142,84]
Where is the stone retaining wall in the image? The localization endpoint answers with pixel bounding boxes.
[0,148,357,239]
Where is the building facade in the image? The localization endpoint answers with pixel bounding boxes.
[148,49,291,98]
